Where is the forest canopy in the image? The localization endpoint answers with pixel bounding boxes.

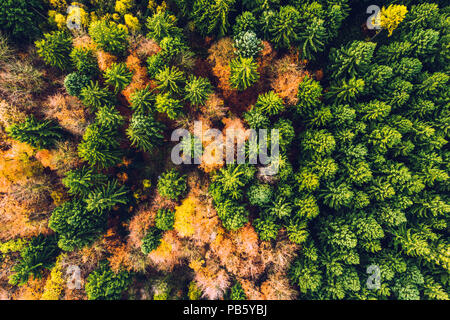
[0,0,448,301]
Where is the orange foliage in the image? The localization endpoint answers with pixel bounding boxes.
[128,194,176,249]
[0,141,54,240]
[191,259,230,300]
[147,230,183,272]
[257,41,276,70]
[122,54,151,104]
[200,93,228,122]
[0,141,39,192]
[38,141,81,176]
[0,100,27,129]
[44,93,90,136]
[210,225,265,280]
[240,278,265,300]
[208,37,236,68]
[101,228,133,274]
[0,194,51,241]
[14,277,47,300]
[135,37,161,60]
[128,204,157,249]
[269,54,308,106]
[260,231,299,274]
[207,37,236,107]
[79,239,107,271]
[234,224,259,257]
[198,120,225,173]
[260,272,298,300]
[207,37,274,114]
[72,35,96,50]
[222,116,247,134]
[97,50,117,72]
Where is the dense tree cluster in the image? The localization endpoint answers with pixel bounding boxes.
[0,0,448,301]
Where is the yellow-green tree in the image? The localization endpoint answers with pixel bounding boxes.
[379,5,408,36]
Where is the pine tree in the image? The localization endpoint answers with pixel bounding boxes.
[215,200,249,231]
[130,86,155,114]
[293,195,319,220]
[184,75,212,106]
[301,129,336,156]
[368,125,402,153]
[0,0,44,41]
[9,235,59,286]
[266,195,292,219]
[88,20,128,56]
[328,41,376,80]
[325,77,365,104]
[234,30,263,58]
[410,29,440,59]
[158,36,190,63]
[155,208,175,231]
[6,115,62,149]
[254,91,285,116]
[49,200,107,251]
[299,18,327,60]
[104,62,133,93]
[376,41,413,65]
[35,31,72,71]
[78,123,122,168]
[247,183,272,207]
[253,216,280,241]
[230,281,247,300]
[345,160,372,185]
[229,56,260,91]
[324,3,349,41]
[191,0,236,37]
[259,10,276,40]
[210,165,255,201]
[70,47,99,77]
[157,169,187,200]
[155,66,186,95]
[392,58,422,81]
[96,105,124,129]
[242,0,277,14]
[62,167,108,198]
[155,93,184,119]
[417,72,449,98]
[141,228,162,254]
[243,106,270,129]
[358,100,391,122]
[289,257,323,295]
[286,219,309,245]
[146,9,183,42]
[85,262,132,300]
[269,6,300,49]
[306,107,333,128]
[273,118,295,151]
[382,78,413,108]
[64,72,91,97]
[296,75,323,114]
[147,53,166,78]
[126,114,164,152]
[233,11,257,35]
[402,3,440,30]
[295,169,320,193]
[80,81,114,110]
[85,180,129,213]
